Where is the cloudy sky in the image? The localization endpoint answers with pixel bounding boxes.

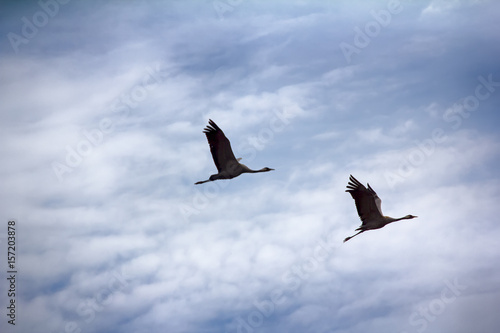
[1,0,500,332]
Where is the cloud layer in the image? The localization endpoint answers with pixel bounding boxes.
[1,1,499,332]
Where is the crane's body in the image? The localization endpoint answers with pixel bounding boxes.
[344,175,417,242]
[195,119,274,185]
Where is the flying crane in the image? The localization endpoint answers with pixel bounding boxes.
[195,119,274,185]
[344,175,417,242]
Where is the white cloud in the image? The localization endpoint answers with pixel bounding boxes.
[421,0,463,16]
[1,1,500,333]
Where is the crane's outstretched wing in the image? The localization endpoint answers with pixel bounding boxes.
[345,175,383,225]
[202,119,239,173]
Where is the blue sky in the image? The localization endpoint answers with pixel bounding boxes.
[1,0,500,332]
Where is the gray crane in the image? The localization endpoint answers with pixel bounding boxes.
[344,175,417,242]
[195,119,274,185]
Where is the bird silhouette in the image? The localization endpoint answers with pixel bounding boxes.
[195,119,274,185]
[344,175,417,242]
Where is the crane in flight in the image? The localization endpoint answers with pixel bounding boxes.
[344,175,417,242]
[195,119,274,185]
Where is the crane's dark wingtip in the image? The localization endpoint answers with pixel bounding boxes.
[203,125,216,134]
[205,119,221,132]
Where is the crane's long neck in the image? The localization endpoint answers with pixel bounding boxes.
[240,164,273,174]
[249,168,268,173]
[384,215,410,225]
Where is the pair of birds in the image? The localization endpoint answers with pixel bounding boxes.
[195,119,417,242]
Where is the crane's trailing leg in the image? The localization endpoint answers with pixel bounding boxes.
[343,230,364,243]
